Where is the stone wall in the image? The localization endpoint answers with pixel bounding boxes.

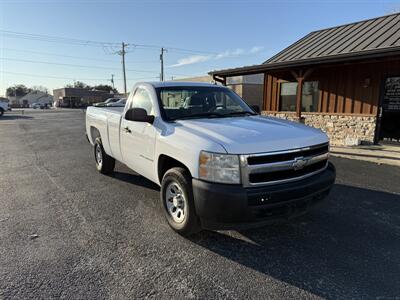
[262,111,377,146]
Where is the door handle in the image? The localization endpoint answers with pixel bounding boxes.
[123,126,131,133]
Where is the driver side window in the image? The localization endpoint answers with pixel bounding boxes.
[131,87,153,115]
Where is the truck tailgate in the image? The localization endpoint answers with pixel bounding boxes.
[86,106,124,161]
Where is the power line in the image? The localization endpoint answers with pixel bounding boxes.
[0,71,113,81]
[1,71,160,82]
[1,47,159,63]
[0,57,159,74]
[0,30,218,55]
[164,47,217,55]
[1,47,116,62]
[0,57,200,79]
[0,30,217,85]
[0,30,119,47]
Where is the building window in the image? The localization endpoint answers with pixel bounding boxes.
[302,81,319,112]
[279,81,319,112]
[280,82,297,111]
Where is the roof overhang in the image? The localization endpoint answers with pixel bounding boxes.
[209,46,400,78]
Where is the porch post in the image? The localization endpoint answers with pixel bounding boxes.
[291,69,313,122]
[296,76,304,120]
[212,75,227,86]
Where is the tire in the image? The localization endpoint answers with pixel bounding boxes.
[0,108,4,117]
[94,137,115,174]
[160,167,201,236]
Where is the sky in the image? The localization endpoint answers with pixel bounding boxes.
[0,0,400,96]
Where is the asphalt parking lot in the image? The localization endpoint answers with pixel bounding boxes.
[1,109,400,299]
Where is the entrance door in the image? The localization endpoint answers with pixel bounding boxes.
[379,77,400,142]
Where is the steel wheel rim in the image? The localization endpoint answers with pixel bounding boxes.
[95,144,103,166]
[165,182,186,224]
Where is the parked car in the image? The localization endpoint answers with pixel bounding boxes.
[31,103,42,109]
[106,98,127,107]
[93,98,121,107]
[86,82,336,236]
[0,101,10,116]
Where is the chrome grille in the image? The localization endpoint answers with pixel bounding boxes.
[240,143,329,187]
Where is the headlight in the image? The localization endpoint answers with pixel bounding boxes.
[199,151,240,184]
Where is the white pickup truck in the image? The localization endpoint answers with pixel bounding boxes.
[86,82,335,235]
[0,101,10,116]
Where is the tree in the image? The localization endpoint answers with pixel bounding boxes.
[6,84,31,97]
[65,81,91,89]
[93,84,118,94]
[31,85,49,94]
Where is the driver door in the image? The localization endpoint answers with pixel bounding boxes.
[120,87,156,181]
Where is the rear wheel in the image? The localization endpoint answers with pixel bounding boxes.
[160,167,201,236]
[0,108,4,117]
[94,137,115,174]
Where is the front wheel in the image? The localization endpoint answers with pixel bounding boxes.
[94,137,115,174]
[0,108,4,117]
[160,167,201,236]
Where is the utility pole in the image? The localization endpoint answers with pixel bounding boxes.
[119,42,127,95]
[110,74,115,89]
[160,47,167,81]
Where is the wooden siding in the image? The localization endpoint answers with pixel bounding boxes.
[263,58,400,115]
[263,74,280,111]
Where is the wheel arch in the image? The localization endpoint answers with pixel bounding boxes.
[89,126,101,144]
[158,154,192,184]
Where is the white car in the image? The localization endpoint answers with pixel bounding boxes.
[106,98,126,107]
[0,101,10,116]
[93,98,120,107]
[86,82,335,236]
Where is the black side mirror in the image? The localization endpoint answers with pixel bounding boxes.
[125,108,155,124]
[251,105,260,114]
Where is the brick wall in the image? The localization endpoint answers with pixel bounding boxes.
[262,111,377,146]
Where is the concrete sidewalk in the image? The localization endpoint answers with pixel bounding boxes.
[331,144,400,167]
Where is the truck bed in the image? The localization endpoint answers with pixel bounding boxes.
[86,106,124,161]
[88,106,124,115]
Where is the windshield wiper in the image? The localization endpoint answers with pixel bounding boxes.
[171,111,256,121]
[174,112,224,120]
[223,111,257,116]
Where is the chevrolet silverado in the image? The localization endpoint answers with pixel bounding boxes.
[86,82,335,235]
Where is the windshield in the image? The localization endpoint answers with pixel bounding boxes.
[156,86,256,121]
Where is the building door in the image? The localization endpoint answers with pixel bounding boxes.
[379,76,400,142]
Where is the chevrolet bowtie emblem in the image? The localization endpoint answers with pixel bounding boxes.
[292,157,308,170]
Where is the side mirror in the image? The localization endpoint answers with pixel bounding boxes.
[125,108,155,124]
[251,105,260,114]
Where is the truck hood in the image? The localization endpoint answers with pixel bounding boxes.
[176,116,328,154]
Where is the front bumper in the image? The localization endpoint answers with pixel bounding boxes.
[192,162,336,230]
